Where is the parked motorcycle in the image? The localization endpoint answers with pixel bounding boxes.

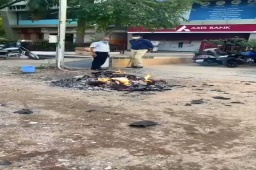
[0,40,39,60]
[193,48,229,65]
[193,48,256,68]
[222,50,256,68]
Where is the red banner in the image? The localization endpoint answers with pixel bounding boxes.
[128,24,256,33]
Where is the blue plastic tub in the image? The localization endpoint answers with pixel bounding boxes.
[21,66,36,73]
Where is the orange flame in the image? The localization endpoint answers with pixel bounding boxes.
[98,78,111,83]
[144,74,151,82]
[111,77,130,86]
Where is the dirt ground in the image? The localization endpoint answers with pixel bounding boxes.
[1,65,256,170]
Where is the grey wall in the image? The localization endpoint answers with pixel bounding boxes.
[0,10,18,40]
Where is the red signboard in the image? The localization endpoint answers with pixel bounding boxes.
[128,24,256,33]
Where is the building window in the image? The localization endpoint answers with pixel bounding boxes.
[38,33,43,40]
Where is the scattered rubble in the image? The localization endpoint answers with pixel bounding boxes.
[191,99,204,104]
[211,89,225,93]
[13,109,33,114]
[213,96,231,100]
[231,101,244,104]
[0,160,12,166]
[129,121,158,128]
[0,104,7,107]
[203,83,214,87]
[51,71,172,92]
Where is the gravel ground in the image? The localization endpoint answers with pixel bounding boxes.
[0,65,256,170]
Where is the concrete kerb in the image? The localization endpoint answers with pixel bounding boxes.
[0,52,193,70]
[34,51,193,68]
[109,54,193,68]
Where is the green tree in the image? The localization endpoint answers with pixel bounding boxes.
[241,40,256,50]
[0,0,200,44]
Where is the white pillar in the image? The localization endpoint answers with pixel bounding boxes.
[43,33,50,41]
[56,0,67,67]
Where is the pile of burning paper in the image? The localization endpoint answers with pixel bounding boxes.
[51,71,172,92]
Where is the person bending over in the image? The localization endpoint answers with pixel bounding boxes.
[90,37,110,70]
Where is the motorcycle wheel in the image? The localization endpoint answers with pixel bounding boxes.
[25,51,39,60]
[222,57,240,68]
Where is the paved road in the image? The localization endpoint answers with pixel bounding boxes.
[1,55,255,81]
[34,51,194,59]
[64,60,256,81]
[65,59,92,69]
[1,58,256,170]
[147,64,256,81]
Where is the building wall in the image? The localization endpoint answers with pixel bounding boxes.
[0,10,18,40]
[127,0,256,51]
[249,34,256,40]
[41,28,127,44]
[181,0,256,25]
[1,6,127,43]
[2,0,256,48]
[110,33,127,45]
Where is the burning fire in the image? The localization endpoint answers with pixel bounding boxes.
[111,77,130,86]
[52,70,171,92]
[97,71,151,86]
[144,74,152,82]
[98,78,111,83]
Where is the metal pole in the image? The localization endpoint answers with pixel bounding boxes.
[57,0,67,68]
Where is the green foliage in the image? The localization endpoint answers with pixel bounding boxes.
[1,0,200,30]
[243,40,256,49]
[0,0,200,43]
[72,0,200,31]
[206,37,256,49]
[26,0,58,20]
[207,37,247,46]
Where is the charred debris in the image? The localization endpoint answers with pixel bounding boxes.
[51,71,172,92]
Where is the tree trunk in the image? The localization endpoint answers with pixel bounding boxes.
[75,18,86,46]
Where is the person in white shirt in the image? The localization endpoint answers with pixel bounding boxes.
[89,37,110,70]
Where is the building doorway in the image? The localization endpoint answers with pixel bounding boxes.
[65,34,74,43]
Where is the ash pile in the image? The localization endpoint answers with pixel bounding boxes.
[51,71,172,92]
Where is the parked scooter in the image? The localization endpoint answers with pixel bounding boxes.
[0,40,39,60]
